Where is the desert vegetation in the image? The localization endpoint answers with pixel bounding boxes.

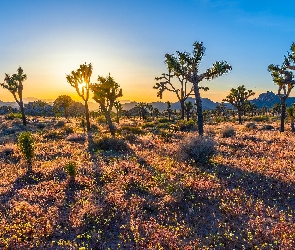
[1,41,295,249]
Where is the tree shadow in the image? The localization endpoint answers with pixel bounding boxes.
[200,163,295,213]
[0,170,44,207]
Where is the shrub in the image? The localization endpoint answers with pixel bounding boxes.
[36,123,46,129]
[18,131,34,171]
[97,115,106,124]
[176,119,197,132]
[5,113,22,120]
[261,124,274,131]
[156,122,170,129]
[63,126,74,134]
[64,162,77,178]
[221,126,235,138]
[92,136,129,152]
[245,122,257,130]
[205,127,216,137]
[66,133,86,142]
[178,136,216,164]
[142,121,157,128]
[120,125,143,135]
[56,120,65,127]
[159,130,174,142]
[158,117,170,123]
[252,116,269,122]
[1,145,14,157]
[43,131,63,140]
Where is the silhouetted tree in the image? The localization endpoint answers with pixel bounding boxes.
[154,66,193,120]
[223,85,255,124]
[268,64,295,132]
[185,101,194,121]
[53,95,73,118]
[114,101,122,123]
[91,74,122,136]
[166,101,173,121]
[66,63,92,132]
[1,67,27,126]
[287,104,295,132]
[165,41,232,135]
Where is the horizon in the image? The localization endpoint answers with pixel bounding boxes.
[1,1,295,103]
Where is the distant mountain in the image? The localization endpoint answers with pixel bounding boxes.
[0,101,19,109]
[251,91,295,108]
[121,97,219,111]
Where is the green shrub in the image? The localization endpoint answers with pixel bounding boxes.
[221,126,235,138]
[6,113,22,120]
[97,115,106,124]
[251,116,269,122]
[158,117,170,123]
[142,121,157,128]
[159,130,173,142]
[18,132,34,171]
[156,122,171,129]
[178,136,216,163]
[176,119,197,132]
[65,162,77,178]
[92,136,129,152]
[120,125,143,135]
[63,126,74,134]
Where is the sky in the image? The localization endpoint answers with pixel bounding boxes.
[1,0,295,103]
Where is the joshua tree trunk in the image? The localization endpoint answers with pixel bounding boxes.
[194,85,204,136]
[237,109,242,124]
[19,101,27,126]
[180,100,185,120]
[280,100,286,132]
[84,101,90,132]
[106,112,115,136]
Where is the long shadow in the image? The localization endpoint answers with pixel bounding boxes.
[199,163,295,212]
[0,170,44,210]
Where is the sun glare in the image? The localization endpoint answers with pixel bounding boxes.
[78,81,86,93]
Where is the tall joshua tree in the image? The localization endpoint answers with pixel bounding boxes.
[223,85,255,124]
[91,73,122,136]
[268,43,295,132]
[165,41,232,135]
[1,67,27,126]
[66,63,92,132]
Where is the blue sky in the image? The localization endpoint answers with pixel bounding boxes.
[1,0,295,102]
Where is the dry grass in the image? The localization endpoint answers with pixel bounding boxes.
[0,117,295,249]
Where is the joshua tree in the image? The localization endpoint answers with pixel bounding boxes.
[165,41,232,135]
[268,64,295,132]
[53,95,73,118]
[223,85,255,124]
[1,67,27,126]
[166,101,173,121]
[18,131,34,173]
[114,101,122,123]
[185,101,194,121]
[154,66,193,120]
[66,63,92,132]
[91,73,122,136]
[135,102,152,120]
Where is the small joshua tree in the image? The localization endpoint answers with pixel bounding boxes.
[1,67,27,126]
[166,101,173,121]
[185,101,194,121]
[114,101,122,123]
[65,161,77,184]
[223,85,255,124]
[53,95,73,118]
[91,73,123,136]
[18,131,34,173]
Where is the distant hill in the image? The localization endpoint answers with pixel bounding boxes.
[121,97,219,111]
[251,91,295,108]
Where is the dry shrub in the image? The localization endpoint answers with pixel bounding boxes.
[245,122,256,130]
[65,133,86,142]
[261,124,275,131]
[92,136,129,152]
[221,126,235,138]
[177,136,216,163]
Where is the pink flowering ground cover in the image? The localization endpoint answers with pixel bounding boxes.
[0,117,295,249]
